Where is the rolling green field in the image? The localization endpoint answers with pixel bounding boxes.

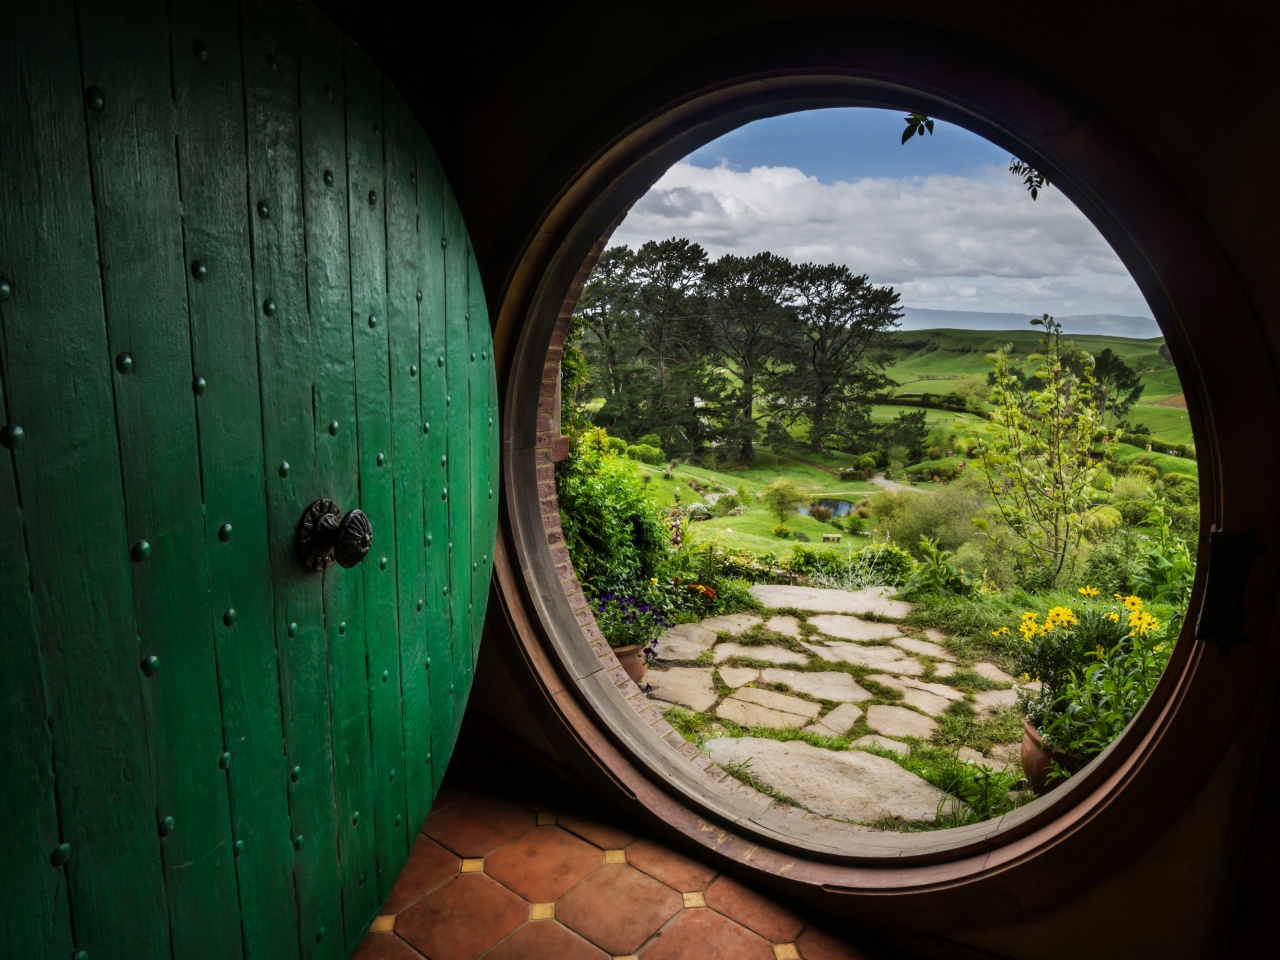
[883,328,1193,443]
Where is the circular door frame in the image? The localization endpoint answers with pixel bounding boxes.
[485,20,1279,932]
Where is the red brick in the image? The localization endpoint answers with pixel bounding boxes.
[558,864,681,955]
[704,874,805,943]
[642,907,775,960]
[396,874,526,960]
[626,839,717,893]
[486,826,603,902]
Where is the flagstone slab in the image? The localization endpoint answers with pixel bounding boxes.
[704,737,957,821]
[802,642,925,677]
[851,734,910,757]
[749,585,913,618]
[988,743,1022,765]
[765,615,803,639]
[699,613,762,636]
[956,746,989,765]
[713,643,809,666]
[925,628,948,644]
[867,675,965,716]
[865,704,938,740]
[716,687,820,729]
[717,666,760,689]
[972,662,1018,685]
[805,703,864,737]
[892,637,956,661]
[655,623,718,662]
[646,668,718,713]
[932,662,957,678]
[974,688,1020,716]
[760,668,871,703]
[808,615,903,642]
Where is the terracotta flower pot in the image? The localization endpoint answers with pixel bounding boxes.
[612,643,648,685]
[1021,717,1086,795]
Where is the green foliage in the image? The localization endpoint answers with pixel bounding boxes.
[1132,495,1195,607]
[901,537,971,599]
[807,539,915,590]
[1111,498,1150,526]
[605,435,628,453]
[976,316,1108,582]
[1082,505,1123,541]
[625,443,665,464]
[873,475,987,558]
[1082,532,1145,596]
[556,427,668,598]
[901,112,934,142]
[1040,622,1176,761]
[761,479,808,525]
[592,593,668,651]
[772,524,791,539]
[1159,471,1199,506]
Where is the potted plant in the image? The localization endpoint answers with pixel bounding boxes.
[593,592,668,685]
[1002,590,1166,793]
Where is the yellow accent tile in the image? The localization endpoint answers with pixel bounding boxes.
[604,848,626,864]
[369,915,395,933]
[612,956,639,960]
[530,902,555,920]
[536,811,556,825]
[682,891,706,908]
[773,945,801,960]
[460,858,484,874]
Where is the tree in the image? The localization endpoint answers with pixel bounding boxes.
[761,480,808,526]
[976,315,1108,581]
[774,263,903,451]
[699,252,794,462]
[1091,348,1145,429]
[574,245,638,402]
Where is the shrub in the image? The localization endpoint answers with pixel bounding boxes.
[635,433,663,449]
[712,493,741,517]
[762,479,808,525]
[1081,532,1144,596]
[1082,505,1124,541]
[809,540,915,589]
[556,428,668,598]
[1171,504,1200,538]
[857,454,878,470]
[793,531,811,542]
[772,525,791,538]
[874,475,987,558]
[625,443,665,464]
[605,436,628,454]
[1110,474,1152,502]
[810,504,834,523]
[1112,499,1149,526]
[839,467,873,481]
[1160,471,1200,506]
[901,537,971,598]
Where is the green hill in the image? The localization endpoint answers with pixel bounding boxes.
[882,328,1192,443]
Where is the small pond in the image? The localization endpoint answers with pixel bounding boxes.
[798,498,856,517]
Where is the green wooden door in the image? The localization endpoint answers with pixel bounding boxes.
[0,1,500,958]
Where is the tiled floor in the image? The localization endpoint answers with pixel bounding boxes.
[353,779,871,960]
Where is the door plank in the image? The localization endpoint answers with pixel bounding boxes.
[385,83,435,836]
[241,2,343,954]
[444,190,474,732]
[0,0,171,953]
[168,2,301,955]
[77,3,244,955]
[416,142,455,794]
[296,10,378,947]
[344,40,410,902]
[468,253,497,669]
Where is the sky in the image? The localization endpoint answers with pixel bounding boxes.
[611,108,1154,321]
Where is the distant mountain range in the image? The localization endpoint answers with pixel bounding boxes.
[899,307,1162,340]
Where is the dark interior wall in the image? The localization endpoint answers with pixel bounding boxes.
[319,2,1280,954]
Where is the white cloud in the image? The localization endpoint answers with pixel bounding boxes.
[612,161,1150,316]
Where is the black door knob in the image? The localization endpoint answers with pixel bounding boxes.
[297,499,373,571]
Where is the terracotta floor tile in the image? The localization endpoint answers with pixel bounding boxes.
[485,825,603,902]
[348,931,423,960]
[796,926,875,960]
[557,811,638,850]
[558,864,682,955]
[640,908,775,960]
[396,874,527,960]
[705,875,805,942]
[424,794,533,857]
[626,839,717,893]
[484,921,608,960]
[382,835,460,914]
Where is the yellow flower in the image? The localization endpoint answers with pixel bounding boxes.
[1022,672,1032,681]
[1045,605,1078,629]
[1122,595,1144,612]
[1078,585,1099,597]
[1127,610,1160,637]
[991,626,1010,637]
[1095,644,1106,659]
[1107,611,1121,622]
[650,577,658,584]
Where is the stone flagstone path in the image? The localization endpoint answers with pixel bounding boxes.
[645,584,1034,827]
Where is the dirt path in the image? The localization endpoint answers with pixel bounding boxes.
[869,472,933,495]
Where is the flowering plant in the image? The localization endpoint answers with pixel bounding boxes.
[594,592,668,662]
[1001,589,1162,731]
